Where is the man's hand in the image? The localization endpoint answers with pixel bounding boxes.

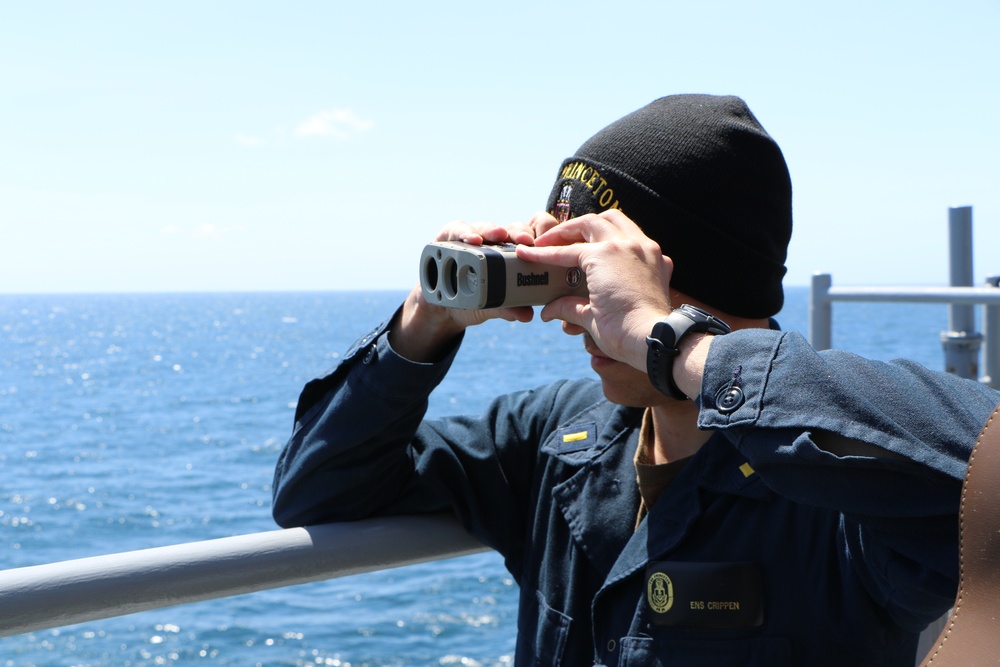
[517,210,674,372]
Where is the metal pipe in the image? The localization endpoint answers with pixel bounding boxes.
[942,207,983,379]
[810,273,833,351]
[825,286,1000,305]
[948,207,976,332]
[984,276,1000,389]
[0,514,486,638]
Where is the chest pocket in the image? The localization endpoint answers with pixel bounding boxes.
[618,636,790,667]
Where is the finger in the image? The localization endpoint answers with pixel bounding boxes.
[529,211,561,238]
[436,220,477,243]
[534,210,649,247]
[500,305,536,323]
[532,213,624,247]
[436,221,519,245]
[504,222,536,246]
[516,242,586,268]
[477,224,514,244]
[471,305,534,326]
[532,217,592,247]
[595,208,646,235]
[538,295,590,328]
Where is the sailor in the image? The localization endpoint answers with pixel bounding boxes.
[272,95,1000,666]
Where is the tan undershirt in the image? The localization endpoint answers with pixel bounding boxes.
[634,408,691,531]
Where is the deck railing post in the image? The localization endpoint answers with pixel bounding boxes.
[810,273,833,351]
[983,275,1000,389]
[941,206,983,380]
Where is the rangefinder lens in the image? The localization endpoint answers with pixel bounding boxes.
[423,253,440,293]
[459,265,478,296]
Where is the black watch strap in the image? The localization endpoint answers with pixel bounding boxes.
[645,305,731,400]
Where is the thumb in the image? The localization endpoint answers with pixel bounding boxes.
[539,295,591,328]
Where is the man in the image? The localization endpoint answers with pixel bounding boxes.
[272,95,1000,666]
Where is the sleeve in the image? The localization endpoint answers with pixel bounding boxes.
[270,311,458,528]
[697,328,1000,630]
[270,311,586,562]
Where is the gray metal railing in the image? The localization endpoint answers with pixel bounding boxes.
[0,515,950,667]
[0,514,486,638]
[810,207,1000,387]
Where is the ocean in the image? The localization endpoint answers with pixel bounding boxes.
[0,288,962,666]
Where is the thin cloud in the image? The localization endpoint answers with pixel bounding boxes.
[161,224,247,240]
[295,108,374,140]
[234,133,264,147]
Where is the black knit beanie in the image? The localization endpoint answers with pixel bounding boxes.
[544,94,792,319]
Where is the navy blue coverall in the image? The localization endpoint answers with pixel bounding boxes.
[272,316,1000,666]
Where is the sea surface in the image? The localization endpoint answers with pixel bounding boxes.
[0,288,966,666]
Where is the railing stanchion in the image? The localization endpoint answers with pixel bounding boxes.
[983,275,1000,389]
[941,206,983,380]
[810,273,833,351]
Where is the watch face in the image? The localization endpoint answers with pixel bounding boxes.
[678,304,710,321]
[676,305,731,335]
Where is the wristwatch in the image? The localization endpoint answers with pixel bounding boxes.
[645,304,731,400]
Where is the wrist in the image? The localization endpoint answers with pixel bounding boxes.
[390,288,466,362]
[674,333,713,400]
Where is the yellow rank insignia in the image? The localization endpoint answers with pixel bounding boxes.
[550,424,596,454]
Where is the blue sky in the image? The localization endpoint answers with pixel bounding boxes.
[2,1,998,294]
